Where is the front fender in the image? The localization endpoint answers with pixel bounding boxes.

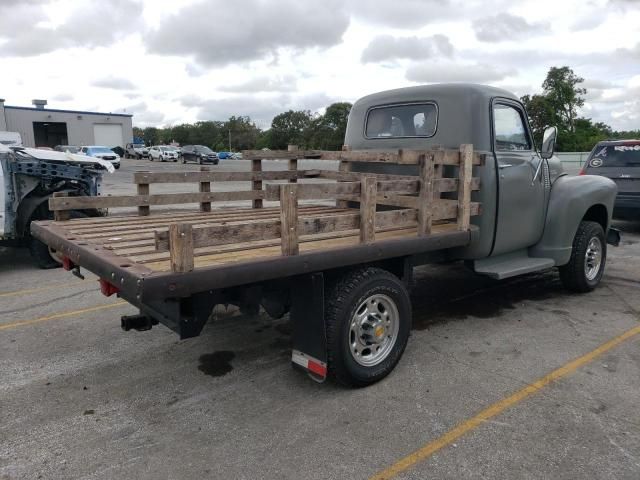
[530,174,617,265]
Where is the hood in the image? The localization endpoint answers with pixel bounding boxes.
[0,145,115,173]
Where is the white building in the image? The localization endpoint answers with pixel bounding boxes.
[0,98,133,148]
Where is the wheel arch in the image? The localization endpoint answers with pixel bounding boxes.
[529,175,616,266]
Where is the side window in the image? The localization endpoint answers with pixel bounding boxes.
[493,104,531,151]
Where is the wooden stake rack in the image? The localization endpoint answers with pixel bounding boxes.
[46,145,482,274]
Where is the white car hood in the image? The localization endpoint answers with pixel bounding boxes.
[0,144,115,173]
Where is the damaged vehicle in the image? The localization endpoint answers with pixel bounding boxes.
[0,145,113,268]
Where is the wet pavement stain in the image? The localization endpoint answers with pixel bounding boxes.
[198,351,235,377]
[410,265,564,330]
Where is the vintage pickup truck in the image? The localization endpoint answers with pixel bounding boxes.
[31,84,618,387]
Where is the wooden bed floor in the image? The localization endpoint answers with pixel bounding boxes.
[52,205,457,273]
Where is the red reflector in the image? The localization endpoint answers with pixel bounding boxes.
[62,256,73,271]
[307,359,327,377]
[99,278,120,297]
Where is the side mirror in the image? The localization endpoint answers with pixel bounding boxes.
[540,126,557,160]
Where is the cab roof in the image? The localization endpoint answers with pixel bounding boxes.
[345,83,522,152]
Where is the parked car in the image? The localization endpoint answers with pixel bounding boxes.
[54,145,80,154]
[217,151,233,160]
[149,145,179,162]
[581,139,640,219]
[231,152,243,160]
[181,145,219,164]
[124,143,149,159]
[167,145,182,157]
[79,145,121,169]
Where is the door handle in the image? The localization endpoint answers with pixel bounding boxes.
[498,164,513,169]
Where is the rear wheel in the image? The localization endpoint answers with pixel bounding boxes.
[559,221,606,292]
[325,267,411,387]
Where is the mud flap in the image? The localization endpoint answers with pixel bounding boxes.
[607,227,621,247]
[290,273,328,381]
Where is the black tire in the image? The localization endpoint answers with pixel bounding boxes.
[28,237,60,269]
[214,159,219,165]
[198,156,203,165]
[114,164,120,169]
[182,157,187,164]
[325,267,411,387]
[559,221,606,293]
[149,155,154,162]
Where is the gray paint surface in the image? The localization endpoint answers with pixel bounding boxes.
[0,103,133,148]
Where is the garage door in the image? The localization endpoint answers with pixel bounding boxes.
[93,124,124,148]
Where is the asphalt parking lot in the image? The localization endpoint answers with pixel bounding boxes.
[1,158,639,479]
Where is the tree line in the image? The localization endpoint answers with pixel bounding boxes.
[134,68,638,153]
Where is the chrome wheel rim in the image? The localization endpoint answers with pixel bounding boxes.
[349,294,399,367]
[584,236,602,281]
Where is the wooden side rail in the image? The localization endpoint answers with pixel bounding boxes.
[132,170,322,184]
[242,148,485,166]
[49,190,267,211]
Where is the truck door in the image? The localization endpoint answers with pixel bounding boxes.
[492,100,546,255]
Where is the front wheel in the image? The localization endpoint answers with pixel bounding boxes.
[325,267,411,387]
[559,221,606,293]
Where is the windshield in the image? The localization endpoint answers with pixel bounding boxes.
[133,144,146,149]
[588,144,640,167]
[91,147,115,154]
[195,146,213,153]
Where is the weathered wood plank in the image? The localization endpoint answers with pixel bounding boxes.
[242,148,482,165]
[199,166,211,212]
[360,176,377,243]
[252,159,263,209]
[154,208,419,252]
[49,190,267,210]
[137,180,150,216]
[417,153,435,236]
[280,184,298,256]
[264,179,422,201]
[458,144,474,231]
[52,192,70,221]
[168,223,194,273]
[133,170,321,184]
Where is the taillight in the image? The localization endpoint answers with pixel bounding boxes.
[579,166,586,175]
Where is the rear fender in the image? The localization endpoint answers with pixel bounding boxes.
[529,175,617,265]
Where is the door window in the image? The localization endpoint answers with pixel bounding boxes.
[493,104,531,151]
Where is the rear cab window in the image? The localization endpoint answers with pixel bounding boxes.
[587,143,640,168]
[365,103,437,138]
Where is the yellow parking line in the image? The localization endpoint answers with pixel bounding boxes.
[370,324,640,480]
[0,282,82,298]
[0,301,128,331]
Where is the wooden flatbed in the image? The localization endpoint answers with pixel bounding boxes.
[31,145,482,338]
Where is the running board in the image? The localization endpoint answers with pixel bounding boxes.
[474,251,555,280]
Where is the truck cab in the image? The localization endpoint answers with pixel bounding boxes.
[346,84,617,288]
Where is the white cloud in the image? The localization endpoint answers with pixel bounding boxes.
[361,35,454,63]
[406,62,516,83]
[473,13,549,43]
[145,0,349,66]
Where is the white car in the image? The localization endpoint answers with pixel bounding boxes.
[149,145,179,162]
[79,146,121,169]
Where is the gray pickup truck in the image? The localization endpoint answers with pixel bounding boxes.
[31,84,618,388]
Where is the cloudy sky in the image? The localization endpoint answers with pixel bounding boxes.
[1,0,639,130]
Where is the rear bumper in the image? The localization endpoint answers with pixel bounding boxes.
[613,194,640,219]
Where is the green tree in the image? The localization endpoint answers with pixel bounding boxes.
[269,110,313,149]
[308,102,352,150]
[541,66,586,133]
